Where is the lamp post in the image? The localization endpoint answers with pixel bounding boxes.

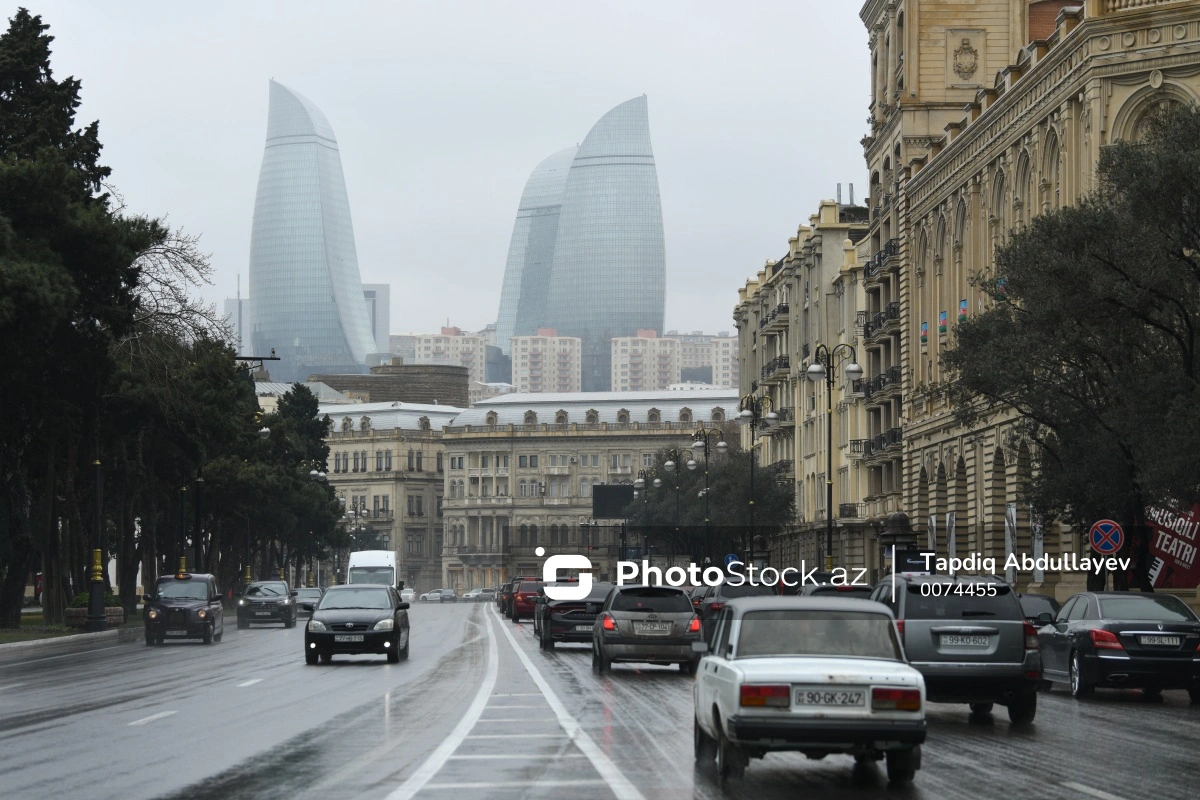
[633,469,662,560]
[85,444,106,633]
[688,428,728,562]
[806,344,864,573]
[737,395,778,561]
[662,448,690,556]
[243,424,272,587]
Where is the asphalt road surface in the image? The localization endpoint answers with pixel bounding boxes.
[1,602,1197,800]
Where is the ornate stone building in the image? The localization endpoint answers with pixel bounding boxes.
[862,0,1200,595]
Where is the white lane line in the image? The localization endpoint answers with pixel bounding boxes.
[476,717,556,722]
[424,780,607,790]
[486,704,544,709]
[237,679,262,688]
[128,710,177,726]
[0,683,28,691]
[447,754,587,760]
[491,692,540,697]
[492,607,647,800]
[1061,783,1128,800]
[384,610,498,800]
[464,734,562,740]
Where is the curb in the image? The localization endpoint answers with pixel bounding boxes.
[0,625,144,655]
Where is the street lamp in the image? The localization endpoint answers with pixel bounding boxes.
[806,343,863,572]
[737,394,778,560]
[662,448,691,553]
[688,428,728,561]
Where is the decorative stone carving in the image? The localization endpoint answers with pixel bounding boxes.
[953,39,979,81]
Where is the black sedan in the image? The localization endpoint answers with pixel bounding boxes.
[237,581,297,629]
[535,582,613,650]
[304,585,410,664]
[1038,591,1200,702]
[295,587,325,616]
[1018,592,1060,625]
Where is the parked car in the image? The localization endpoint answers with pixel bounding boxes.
[693,596,925,783]
[501,577,538,618]
[439,588,458,602]
[304,584,410,664]
[535,581,612,649]
[1037,591,1200,702]
[869,574,1040,723]
[592,584,703,674]
[1018,592,1060,625]
[697,581,778,639]
[478,588,497,603]
[419,589,444,602]
[400,587,415,603]
[463,588,483,601]
[143,572,225,646]
[237,580,297,629]
[294,587,325,616]
[510,579,544,622]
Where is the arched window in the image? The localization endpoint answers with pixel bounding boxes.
[585,409,599,424]
[519,524,529,545]
[524,411,537,425]
[550,524,559,545]
[341,417,352,433]
[419,416,431,431]
[555,410,568,425]
[647,408,661,423]
[711,408,725,423]
[679,408,692,424]
[1014,152,1032,228]
[1043,129,1061,212]
[519,480,527,497]
[485,411,498,426]
[617,409,630,424]
[529,524,539,545]
[580,478,589,496]
[360,416,371,431]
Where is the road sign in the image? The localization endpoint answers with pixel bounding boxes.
[1089,520,1125,555]
[724,553,740,568]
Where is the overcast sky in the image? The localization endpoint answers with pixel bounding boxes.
[24,0,869,338]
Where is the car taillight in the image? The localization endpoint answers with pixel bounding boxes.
[601,614,616,632]
[895,620,904,640]
[1090,629,1124,650]
[1023,622,1039,651]
[872,687,921,711]
[688,617,701,633]
[708,602,725,612]
[740,684,790,708]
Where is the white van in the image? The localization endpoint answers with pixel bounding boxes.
[346,551,397,587]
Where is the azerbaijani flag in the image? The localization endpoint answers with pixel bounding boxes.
[938,311,948,333]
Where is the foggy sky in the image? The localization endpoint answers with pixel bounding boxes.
[23,0,869,338]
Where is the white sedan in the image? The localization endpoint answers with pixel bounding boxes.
[693,596,926,784]
[419,589,443,602]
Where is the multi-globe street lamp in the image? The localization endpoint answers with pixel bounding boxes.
[688,428,728,561]
[662,447,691,553]
[632,469,662,559]
[737,395,778,560]
[806,343,864,573]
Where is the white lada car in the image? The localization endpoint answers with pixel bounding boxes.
[692,596,926,784]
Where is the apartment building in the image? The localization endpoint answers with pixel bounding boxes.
[610,330,681,391]
[510,329,582,393]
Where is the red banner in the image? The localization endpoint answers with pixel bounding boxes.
[1146,503,1200,589]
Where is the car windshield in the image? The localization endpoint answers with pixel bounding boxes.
[347,566,394,586]
[245,583,286,597]
[1020,595,1057,618]
[904,583,1021,620]
[1098,595,1198,621]
[157,581,209,600]
[318,588,392,610]
[517,582,543,593]
[720,583,776,599]
[296,589,322,599]
[736,610,903,660]
[612,587,692,613]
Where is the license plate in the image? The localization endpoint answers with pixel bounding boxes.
[165,630,188,637]
[1139,635,1181,646]
[334,634,364,643]
[794,688,865,706]
[633,622,672,635]
[574,624,594,632]
[941,635,989,647]
[255,612,271,616]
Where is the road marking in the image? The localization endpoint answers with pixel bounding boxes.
[492,607,647,800]
[0,644,123,669]
[0,683,27,691]
[128,710,177,726]
[485,704,544,709]
[447,753,587,760]
[491,692,540,697]
[384,608,498,800]
[1061,783,1128,800]
[237,679,262,687]
[424,780,607,790]
[476,717,556,722]
[464,734,562,739]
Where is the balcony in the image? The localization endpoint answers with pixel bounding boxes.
[801,342,810,360]
[863,238,900,284]
[763,303,790,333]
[863,364,903,404]
[774,407,795,423]
[543,498,572,506]
[544,466,570,475]
[608,465,633,476]
[884,426,904,451]
[760,355,790,383]
[838,503,864,519]
[849,439,867,458]
[768,459,794,480]
[456,544,506,556]
[458,497,514,507]
[863,302,900,341]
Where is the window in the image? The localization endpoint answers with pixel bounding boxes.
[519,455,528,468]
[376,451,384,471]
[381,496,389,513]
[416,497,424,516]
[591,454,600,467]
[481,454,490,469]
[437,452,443,472]
[352,452,360,472]
[642,454,653,468]
[550,455,558,466]
[502,455,510,468]
[407,536,423,556]
[611,454,619,469]
[519,480,527,497]
[436,497,443,517]
[416,451,423,472]
[580,479,590,497]
[407,496,415,515]
[530,455,539,468]
[408,450,415,470]
[550,524,559,545]
[529,524,538,545]
[524,411,537,425]
[385,451,392,470]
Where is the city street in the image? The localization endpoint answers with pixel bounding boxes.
[2,603,1197,800]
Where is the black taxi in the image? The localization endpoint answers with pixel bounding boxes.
[143,572,225,645]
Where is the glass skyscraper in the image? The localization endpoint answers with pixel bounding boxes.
[496,96,665,390]
[494,145,577,355]
[248,80,379,382]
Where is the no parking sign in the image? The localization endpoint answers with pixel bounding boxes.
[1089,520,1124,555]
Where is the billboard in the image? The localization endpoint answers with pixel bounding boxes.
[592,485,635,520]
[1146,503,1200,588]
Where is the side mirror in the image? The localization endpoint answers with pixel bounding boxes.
[1037,612,1054,625]
[396,602,410,610]
[691,641,709,654]
[290,590,298,597]
[142,594,153,602]
[397,581,405,590]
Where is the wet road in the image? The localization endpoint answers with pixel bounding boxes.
[1,602,1197,800]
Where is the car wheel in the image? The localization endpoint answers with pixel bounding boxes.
[399,632,410,661]
[969,702,993,715]
[714,717,745,780]
[203,624,213,645]
[1007,691,1037,724]
[1070,651,1094,698]
[885,746,919,784]
[387,645,400,663]
[694,713,716,763]
[1189,688,1200,705]
[213,628,223,643]
[682,659,698,676]
[320,652,332,664]
[285,616,295,629]
[592,642,610,673]
[237,617,248,630]
[1142,687,1163,702]
[305,650,319,665]
[145,632,155,646]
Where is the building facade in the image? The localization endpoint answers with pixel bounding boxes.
[666,331,741,389]
[440,390,738,589]
[610,330,681,391]
[247,80,381,382]
[310,360,469,407]
[510,329,582,394]
[362,284,391,357]
[324,402,463,593]
[407,327,488,386]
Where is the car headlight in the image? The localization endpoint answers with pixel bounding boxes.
[238,599,246,606]
[197,609,207,619]
[374,619,394,631]
[307,620,326,631]
[148,610,158,620]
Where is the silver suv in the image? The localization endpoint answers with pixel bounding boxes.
[869,574,1041,723]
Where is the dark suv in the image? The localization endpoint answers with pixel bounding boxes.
[696,581,778,640]
[143,572,224,645]
[238,580,298,628]
[870,574,1041,723]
